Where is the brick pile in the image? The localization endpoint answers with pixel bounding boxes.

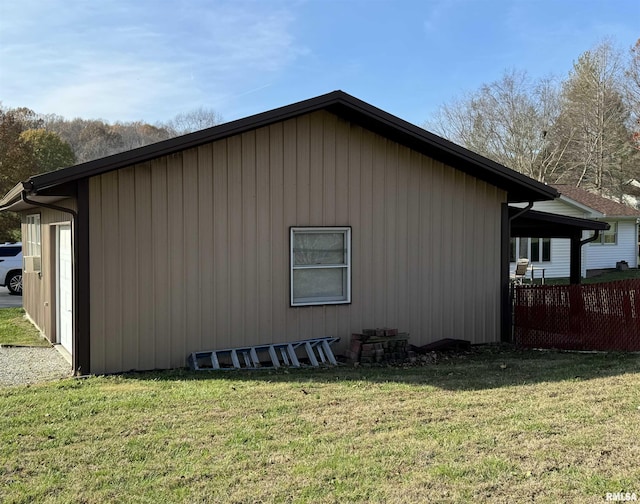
[348,328,409,364]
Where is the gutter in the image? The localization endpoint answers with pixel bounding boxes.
[21,188,78,220]
[0,183,26,211]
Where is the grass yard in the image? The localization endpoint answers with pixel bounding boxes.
[545,267,640,285]
[1,348,639,503]
[583,268,640,283]
[0,308,50,347]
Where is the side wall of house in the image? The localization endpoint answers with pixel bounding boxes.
[585,219,639,270]
[512,199,590,278]
[527,200,639,275]
[21,200,77,342]
[88,110,507,373]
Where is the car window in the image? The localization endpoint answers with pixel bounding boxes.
[0,246,21,257]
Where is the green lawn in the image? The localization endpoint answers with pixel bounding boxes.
[0,308,50,347]
[543,267,640,285]
[1,348,639,503]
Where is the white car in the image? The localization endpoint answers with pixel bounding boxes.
[0,242,22,295]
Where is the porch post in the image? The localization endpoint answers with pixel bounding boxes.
[500,203,512,342]
[569,232,582,285]
[75,178,91,374]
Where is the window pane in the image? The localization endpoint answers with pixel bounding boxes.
[591,222,616,245]
[518,238,529,259]
[294,233,345,265]
[542,238,551,262]
[531,238,540,262]
[35,220,41,256]
[25,214,41,257]
[603,223,616,244]
[293,268,346,301]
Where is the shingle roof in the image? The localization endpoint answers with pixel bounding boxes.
[552,184,640,217]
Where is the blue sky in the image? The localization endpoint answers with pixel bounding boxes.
[0,0,637,127]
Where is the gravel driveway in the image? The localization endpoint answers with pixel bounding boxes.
[0,347,72,386]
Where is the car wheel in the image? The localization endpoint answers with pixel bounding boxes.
[7,271,22,295]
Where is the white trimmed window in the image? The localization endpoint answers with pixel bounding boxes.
[509,237,551,263]
[25,214,41,257]
[290,227,351,306]
[590,222,616,245]
[24,214,42,273]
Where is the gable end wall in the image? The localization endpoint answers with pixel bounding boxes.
[88,110,507,373]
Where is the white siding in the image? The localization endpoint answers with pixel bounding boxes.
[511,199,639,278]
[539,238,573,279]
[586,219,639,270]
[512,198,591,218]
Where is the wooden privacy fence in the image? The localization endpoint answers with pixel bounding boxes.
[513,279,640,351]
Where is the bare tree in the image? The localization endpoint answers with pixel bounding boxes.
[163,107,223,136]
[112,122,173,151]
[44,117,175,163]
[42,108,222,164]
[625,38,640,150]
[555,40,637,196]
[426,70,569,182]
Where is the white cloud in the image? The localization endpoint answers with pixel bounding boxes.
[0,0,306,122]
[38,60,193,121]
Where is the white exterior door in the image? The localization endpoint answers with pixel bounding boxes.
[57,224,73,354]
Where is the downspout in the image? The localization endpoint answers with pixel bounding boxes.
[568,229,602,285]
[579,229,601,280]
[20,188,81,373]
[508,201,534,223]
[581,230,600,247]
[21,190,78,220]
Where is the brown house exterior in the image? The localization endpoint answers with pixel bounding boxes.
[0,91,558,374]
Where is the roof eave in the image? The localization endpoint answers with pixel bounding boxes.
[0,183,26,212]
[16,90,558,203]
[600,215,640,220]
[510,207,611,239]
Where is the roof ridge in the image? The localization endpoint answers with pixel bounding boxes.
[1,91,557,210]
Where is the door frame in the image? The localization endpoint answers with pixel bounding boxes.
[54,222,74,355]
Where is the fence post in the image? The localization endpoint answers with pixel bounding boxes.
[568,284,584,350]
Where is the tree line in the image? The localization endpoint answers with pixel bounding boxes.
[0,106,221,241]
[1,38,639,243]
[427,39,640,201]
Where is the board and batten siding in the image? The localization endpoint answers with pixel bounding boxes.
[88,110,506,374]
[21,200,77,343]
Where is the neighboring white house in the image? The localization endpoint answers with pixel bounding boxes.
[511,184,640,279]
